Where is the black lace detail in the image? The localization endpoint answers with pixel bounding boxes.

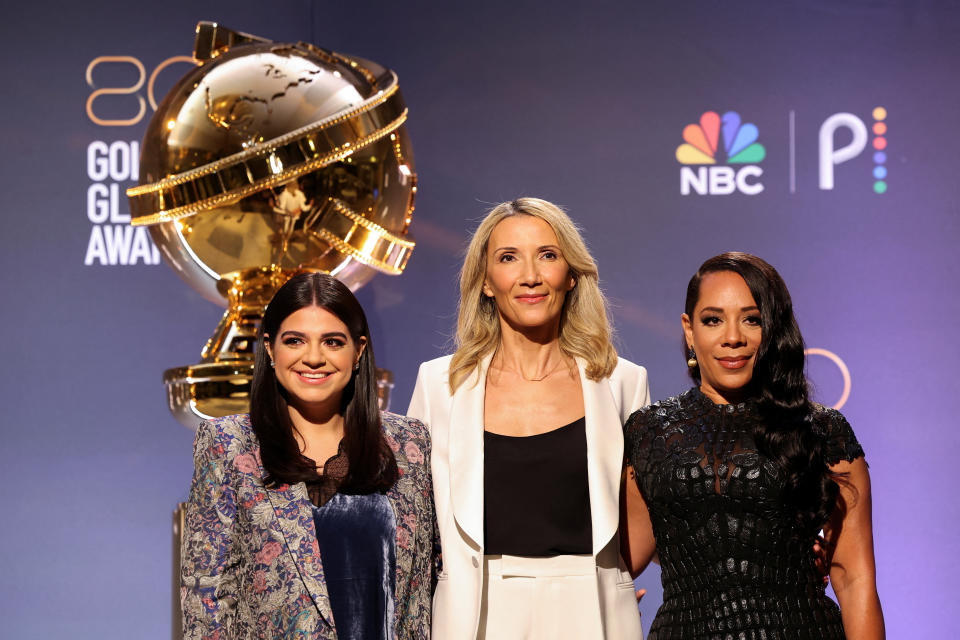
[624,388,865,639]
[811,405,865,466]
[304,441,348,507]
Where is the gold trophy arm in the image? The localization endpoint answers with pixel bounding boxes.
[193,22,271,61]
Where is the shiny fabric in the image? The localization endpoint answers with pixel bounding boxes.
[312,493,397,640]
[624,388,865,640]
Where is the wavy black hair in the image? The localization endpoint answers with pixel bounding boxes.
[685,252,840,537]
[250,272,397,494]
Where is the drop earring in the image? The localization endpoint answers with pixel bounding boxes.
[686,346,698,369]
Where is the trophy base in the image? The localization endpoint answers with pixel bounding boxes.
[164,362,253,429]
[164,362,396,429]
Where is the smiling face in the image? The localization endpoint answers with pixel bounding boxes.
[682,270,762,404]
[482,215,575,335]
[265,305,366,418]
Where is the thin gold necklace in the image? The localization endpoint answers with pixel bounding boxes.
[508,357,569,382]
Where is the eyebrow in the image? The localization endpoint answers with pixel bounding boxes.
[699,306,759,313]
[279,330,348,339]
[492,244,562,253]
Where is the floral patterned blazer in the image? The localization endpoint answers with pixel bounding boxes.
[181,412,438,640]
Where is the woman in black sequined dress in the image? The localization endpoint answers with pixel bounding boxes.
[621,252,884,639]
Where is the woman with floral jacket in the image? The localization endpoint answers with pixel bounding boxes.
[181,273,438,639]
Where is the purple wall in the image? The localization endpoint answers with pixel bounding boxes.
[2,0,957,636]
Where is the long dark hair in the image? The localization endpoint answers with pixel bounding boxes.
[685,252,839,537]
[250,272,398,494]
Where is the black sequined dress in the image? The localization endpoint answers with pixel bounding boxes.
[624,388,864,640]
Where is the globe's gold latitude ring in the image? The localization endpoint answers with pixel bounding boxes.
[127,81,407,226]
[313,197,415,275]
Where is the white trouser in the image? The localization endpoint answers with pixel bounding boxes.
[477,554,605,640]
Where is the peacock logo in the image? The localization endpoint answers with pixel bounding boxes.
[676,111,766,165]
[677,110,766,195]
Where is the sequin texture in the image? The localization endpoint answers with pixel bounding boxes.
[624,388,865,639]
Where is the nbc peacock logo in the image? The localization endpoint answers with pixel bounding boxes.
[676,110,766,195]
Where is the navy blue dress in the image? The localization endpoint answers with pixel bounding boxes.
[311,492,397,640]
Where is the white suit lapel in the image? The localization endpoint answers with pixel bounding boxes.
[447,353,491,550]
[579,359,624,555]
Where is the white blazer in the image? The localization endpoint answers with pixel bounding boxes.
[408,353,650,639]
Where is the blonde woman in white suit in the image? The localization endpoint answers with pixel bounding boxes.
[408,198,649,639]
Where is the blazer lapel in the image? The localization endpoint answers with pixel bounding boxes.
[579,359,624,556]
[265,479,334,624]
[447,352,490,550]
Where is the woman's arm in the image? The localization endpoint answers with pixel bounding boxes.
[406,361,443,590]
[415,415,442,591]
[825,457,885,640]
[181,420,241,640]
[619,464,658,578]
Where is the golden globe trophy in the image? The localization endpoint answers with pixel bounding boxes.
[128,22,416,428]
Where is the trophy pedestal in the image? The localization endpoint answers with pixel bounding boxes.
[165,268,277,428]
[165,362,395,428]
[164,362,254,428]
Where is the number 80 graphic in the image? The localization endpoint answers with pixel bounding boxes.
[85,55,196,126]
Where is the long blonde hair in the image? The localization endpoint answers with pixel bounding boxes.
[448,197,618,391]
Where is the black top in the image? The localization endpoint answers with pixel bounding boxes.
[483,417,592,556]
[304,441,348,507]
[624,388,865,640]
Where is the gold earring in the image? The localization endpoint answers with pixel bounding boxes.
[686,347,698,369]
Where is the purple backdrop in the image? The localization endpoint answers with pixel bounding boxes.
[2,0,957,636]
